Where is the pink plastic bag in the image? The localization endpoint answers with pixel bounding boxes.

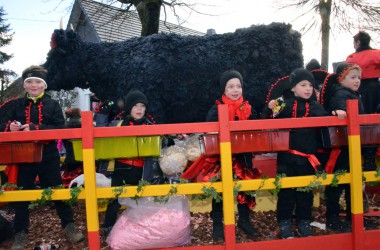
[106,195,191,250]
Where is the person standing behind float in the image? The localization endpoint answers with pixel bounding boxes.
[346,31,380,114]
[0,66,84,250]
[346,31,380,171]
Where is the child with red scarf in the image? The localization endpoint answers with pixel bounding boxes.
[0,66,84,249]
[266,68,329,239]
[206,70,260,242]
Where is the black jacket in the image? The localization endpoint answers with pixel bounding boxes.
[0,94,64,162]
[275,96,328,166]
[328,84,365,114]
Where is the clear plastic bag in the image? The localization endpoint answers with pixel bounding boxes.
[159,145,188,176]
[184,134,202,162]
[107,195,191,250]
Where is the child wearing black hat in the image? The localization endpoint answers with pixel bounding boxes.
[320,62,366,232]
[206,69,260,241]
[0,65,84,249]
[102,89,156,238]
[266,68,330,239]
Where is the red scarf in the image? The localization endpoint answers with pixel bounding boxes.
[217,95,252,121]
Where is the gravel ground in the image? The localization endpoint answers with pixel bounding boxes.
[0,192,379,250]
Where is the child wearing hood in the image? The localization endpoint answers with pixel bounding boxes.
[102,89,156,237]
[266,68,344,238]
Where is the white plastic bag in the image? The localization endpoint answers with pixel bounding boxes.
[159,145,188,176]
[107,195,191,250]
[184,134,201,161]
[68,173,111,188]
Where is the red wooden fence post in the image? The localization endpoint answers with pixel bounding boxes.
[346,100,364,250]
[218,105,236,249]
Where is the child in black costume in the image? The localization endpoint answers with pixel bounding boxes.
[320,62,365,232]
[266,68,332,238]
[102,89,156,238]
[206,70,260,241]
[0,66,84,250]
[61,108,83,188]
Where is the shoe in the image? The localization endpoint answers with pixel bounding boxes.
[237,219,260,237]
[212,221,224,242]
[297,220,312,237]
[278,220,294,239]
[11,231,28,250]
[211,210,224,242]
[64,223,85,243]
[237,204,259,238]
[326,217,351,232]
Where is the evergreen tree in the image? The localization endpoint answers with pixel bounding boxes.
[0,6,15,103]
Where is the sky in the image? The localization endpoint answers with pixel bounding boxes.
[1,0,377,80]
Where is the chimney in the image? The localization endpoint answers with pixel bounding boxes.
[206,29,216,36]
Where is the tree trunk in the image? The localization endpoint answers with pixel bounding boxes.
[136,0,162,36]
[319,0,332,71]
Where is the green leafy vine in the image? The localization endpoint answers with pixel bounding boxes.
[233,183,242,198]
[154,185,178,203]
[131,180,150,204]
[258,174,269,190]
[64,186,83,207]
[0,183,21,194]
[271,173,286,196]
[297,171,326,192]
[29,187,53,209]
[330,170,347,187]
[191,172,222,202]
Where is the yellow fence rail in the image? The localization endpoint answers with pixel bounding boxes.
[0,100,379,250]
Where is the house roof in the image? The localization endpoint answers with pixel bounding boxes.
[68,0,205,43]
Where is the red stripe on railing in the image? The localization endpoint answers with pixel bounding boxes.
[82,111,94,149]
[347,101,360,136]
[217,105,231,143]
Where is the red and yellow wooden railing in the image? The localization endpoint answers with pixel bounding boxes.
[0,100,379,250]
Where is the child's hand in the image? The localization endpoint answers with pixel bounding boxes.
[10,121,22,131]
[21,124,30,131]
[332,110,346,119]
[268,100,276,110]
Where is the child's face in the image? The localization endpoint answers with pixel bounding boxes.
[224,78,242,101]
[291,80,314,99]
[24,78,46,97]
[341,69,361,92]
[130,103,146,120]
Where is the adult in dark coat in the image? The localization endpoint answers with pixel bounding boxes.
[0,66,84,250]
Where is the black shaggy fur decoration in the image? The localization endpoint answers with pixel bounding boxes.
[44,22,304,123]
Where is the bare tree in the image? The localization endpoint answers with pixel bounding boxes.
[276,0,380,70]
[103,0,212,36]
